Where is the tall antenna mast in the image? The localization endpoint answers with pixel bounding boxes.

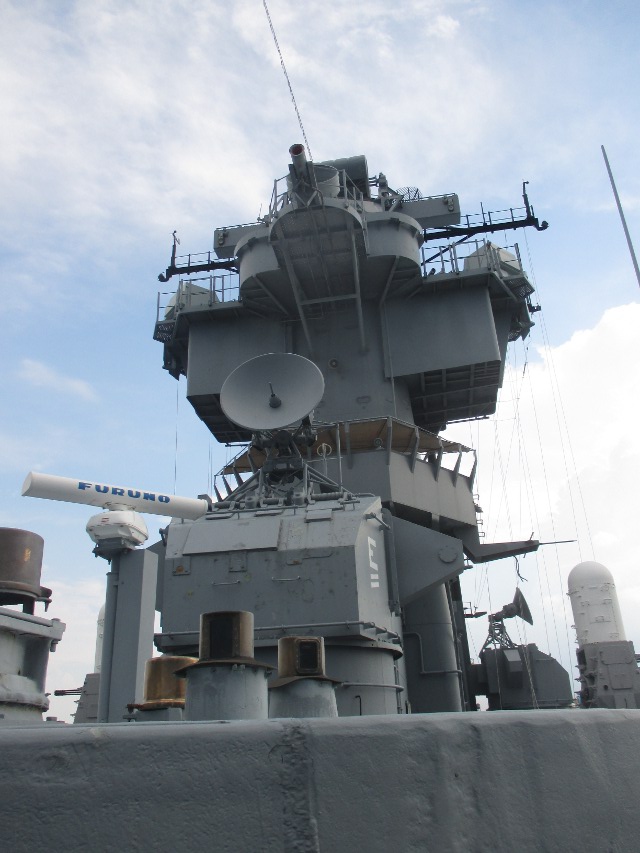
[601,145,640,289]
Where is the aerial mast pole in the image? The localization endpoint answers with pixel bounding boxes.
[601,144,640,289]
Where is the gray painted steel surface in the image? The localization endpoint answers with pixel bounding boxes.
[157,495,407,716]
[1,710,639,852]
[99,548,158,722]
[184,664,270,720]
[0,607,65,720]
[269,677,339,718]
[478,644,573,710]
[577,641,640,709]
[158,496,400,649]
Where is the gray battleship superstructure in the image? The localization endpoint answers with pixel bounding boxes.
[2,146,640,852]
[146,144,570,717]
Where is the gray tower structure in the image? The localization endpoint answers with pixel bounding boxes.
[153,145,553,716]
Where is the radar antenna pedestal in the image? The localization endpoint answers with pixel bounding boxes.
[482,587,533,651]
[218,353,347,507]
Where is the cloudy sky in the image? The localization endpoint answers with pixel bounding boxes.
[1,0,639,720]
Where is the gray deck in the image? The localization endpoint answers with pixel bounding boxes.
[3,709,639,852]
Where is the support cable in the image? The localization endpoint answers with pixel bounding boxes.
[263,0,313,159]
[173,380,180,494]
[514,619,539,709]
[485,579,503,709]
[517,233,588,674]
[522,231,594,562]
[509,344,553,659]
[523,364,574,674]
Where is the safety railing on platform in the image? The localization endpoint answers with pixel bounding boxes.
[421,238,524,278]
[156,273,240,322]
[456,203,530,232]
[212,417,476,501]
[267,168,364,220]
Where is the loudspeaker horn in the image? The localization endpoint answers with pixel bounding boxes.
[512,587,534,625]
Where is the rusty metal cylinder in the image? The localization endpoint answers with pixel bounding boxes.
[278,636,326,678]
[269,638,337,719]
[199,610,254,661]
[0,528,48,607]
[143,656,197,705]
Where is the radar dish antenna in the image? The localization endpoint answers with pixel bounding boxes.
[220,353,325,432]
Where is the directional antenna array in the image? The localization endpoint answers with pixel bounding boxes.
[220,353,325,432]
[482,587,534,651]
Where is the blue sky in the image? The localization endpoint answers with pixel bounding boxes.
[1,0,639,718]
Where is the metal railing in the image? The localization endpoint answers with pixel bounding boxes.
[156,273,240,322]
[267,168,365,220]
[457,203,530,232]
[212,417,476,501]
[421,238,524,278]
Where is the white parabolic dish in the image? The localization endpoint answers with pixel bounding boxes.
[220,353,325,431]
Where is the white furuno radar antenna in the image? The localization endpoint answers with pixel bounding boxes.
[22,472,210,520]
[220,353,324,432]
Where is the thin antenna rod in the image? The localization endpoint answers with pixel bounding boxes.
[601,145,640,288]
[263,0,313,159]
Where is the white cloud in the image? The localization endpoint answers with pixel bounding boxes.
[18,359,99,401]
[0,430,56,476]
[1,0,635,283]
[425,14,460,39]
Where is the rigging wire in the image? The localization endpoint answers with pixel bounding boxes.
[497,327,563,665]
[484,578,503,709]
[487,342,528,544]
[538,312,588,563]
[520,230,592,673]
[263,0,313,159]
[470,419,484,610]
[471,308,555,663]
[488,231,586,676]
[207,439,213,498]
[522,230,594,561]
[513,420,554,659]
[513,618,540,709]
[507,339,554,659]
[173,380,180,494]
[522,359,574,674]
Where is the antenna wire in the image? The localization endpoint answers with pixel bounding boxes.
[263,0,313,159]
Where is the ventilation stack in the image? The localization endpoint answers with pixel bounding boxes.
[182,611,271,721]
[269,636,339,718]
[0,528,65,722]
[127,655,197,721]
